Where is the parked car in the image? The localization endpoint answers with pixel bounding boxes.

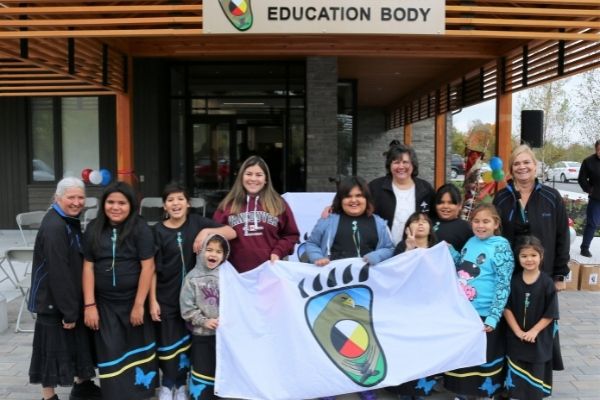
[546,161,581,182]
[450,153,465,179]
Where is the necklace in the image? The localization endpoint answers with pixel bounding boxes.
[106,228,117,287]
[351,220,361,257]
[176,232,186,286]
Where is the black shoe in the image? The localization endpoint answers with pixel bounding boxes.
[70,380,102,400]
[581,248,592,257]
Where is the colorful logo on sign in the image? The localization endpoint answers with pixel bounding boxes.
[218,0,253,31]
[299,264,387,387]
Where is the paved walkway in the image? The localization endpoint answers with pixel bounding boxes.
[1,229,599,399]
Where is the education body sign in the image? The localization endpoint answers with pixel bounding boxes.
[203,0,445,35]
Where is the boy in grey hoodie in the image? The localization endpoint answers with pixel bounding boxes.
[180,234,230,400]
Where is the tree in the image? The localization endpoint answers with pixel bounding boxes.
[575,68,600,144]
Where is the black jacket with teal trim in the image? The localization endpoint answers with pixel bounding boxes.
[493,179,570,279]
[28,204,84,323]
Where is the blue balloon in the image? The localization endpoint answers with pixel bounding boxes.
[100,168,112,186]
[489,156,503,171]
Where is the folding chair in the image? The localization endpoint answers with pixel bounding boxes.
[15,210,46,246]
[190,197,207,216]
[5,247,35,333]
[139,197,164,225]
[0,250,18,289]
[81,207,98,232]
[84,197,98,209]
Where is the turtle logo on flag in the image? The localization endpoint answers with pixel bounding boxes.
[299,264,387,387]
[219,0,253,31]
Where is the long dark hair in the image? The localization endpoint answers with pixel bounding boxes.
[401,212,438,248]
[218,155,285,215]
[89,181,139,252]
[385,144,419,178]
[515,235,544,268]
[331,176,375,216]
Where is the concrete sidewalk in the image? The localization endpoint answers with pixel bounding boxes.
[1,229,599,399]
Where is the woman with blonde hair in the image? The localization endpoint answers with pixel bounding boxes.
[213,155,300,272]
[493,144,570,290]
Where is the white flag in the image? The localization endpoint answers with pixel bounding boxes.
[216,242,486,400]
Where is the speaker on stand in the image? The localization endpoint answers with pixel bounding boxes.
[521,110,544,148]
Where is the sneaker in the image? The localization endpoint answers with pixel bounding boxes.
[158,386,173,400]
[359,390,377,400]
[581,248,592,257]
[174,385,188,400]
[69,380,101,400]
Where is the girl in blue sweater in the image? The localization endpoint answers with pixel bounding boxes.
[445,204,514,400]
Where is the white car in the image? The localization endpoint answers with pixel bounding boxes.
[546,161,581,182]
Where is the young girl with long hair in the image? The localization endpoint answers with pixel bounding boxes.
[151,183,235,400]
[393,212,437,255]
[504,236,560,400]
[83,182,157,400]
[445,204,514,400]
[213,155,299,272]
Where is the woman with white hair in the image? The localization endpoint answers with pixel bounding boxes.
[28,177,101,400]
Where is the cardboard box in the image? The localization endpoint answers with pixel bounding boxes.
[565,260,580,291]
[578,264,600,291]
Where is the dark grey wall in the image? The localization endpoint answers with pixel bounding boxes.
[133,58,171,198]
[0,98,28,228]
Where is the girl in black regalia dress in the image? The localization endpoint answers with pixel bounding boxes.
[83,182,157,400]
[150,183,235,400]
[503,236,560,400]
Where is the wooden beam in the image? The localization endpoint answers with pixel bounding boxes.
[496,61,512,189]
[403,124,413,145]
[0,5,202,15]
[0,17,202,27]
[115,56,134,185]
[447,18,600,29]
[445,30,599,41]
[447,5,600,17]
[435,113,447,189]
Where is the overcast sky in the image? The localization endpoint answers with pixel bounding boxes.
[451,73,586,143]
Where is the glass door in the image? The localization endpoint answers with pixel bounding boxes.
[189,118,235,198]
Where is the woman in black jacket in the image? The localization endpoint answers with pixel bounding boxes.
[369,143,435,245]
[493,144,570,290]
[28,177,101,400]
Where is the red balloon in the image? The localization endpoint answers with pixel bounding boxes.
[81,168,92,183]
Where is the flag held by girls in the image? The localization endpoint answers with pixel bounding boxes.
[216,242,486,400]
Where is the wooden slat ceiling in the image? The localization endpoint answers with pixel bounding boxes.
[0,0,597,106]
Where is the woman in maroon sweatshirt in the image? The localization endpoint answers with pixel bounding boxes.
[213,155,300,273]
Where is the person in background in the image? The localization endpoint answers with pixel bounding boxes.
[83,182,157,400]
[504,236,560,400]
[151,183,235,400]
[493,144,569,291]
[28,177,101,400]
[577,139,600,257]
[445,204,514,400]
[180,234,230,400]
[213,155,299,272]
[369,143,435,245]
[431,183,472,250]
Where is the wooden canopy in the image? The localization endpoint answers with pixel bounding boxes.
[0,0,598,117]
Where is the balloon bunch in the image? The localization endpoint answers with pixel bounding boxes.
[481,156,505,183]
[81,168,112,186]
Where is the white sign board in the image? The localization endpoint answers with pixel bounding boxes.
[204,0,445,35]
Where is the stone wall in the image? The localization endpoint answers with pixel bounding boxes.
[306,56,338,191]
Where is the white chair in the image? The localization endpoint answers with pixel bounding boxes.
[0,250,18,289]
[84,197,98,209]
[5,247,35,333]
[82,207,98,232]
[16,210,46,246]
[190,197,207,216]
[139,197,164,225]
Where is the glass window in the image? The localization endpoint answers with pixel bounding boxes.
[30,97,100,183]
[337,81,356,176]
[62,97,100,177]
[31,98,55,182]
